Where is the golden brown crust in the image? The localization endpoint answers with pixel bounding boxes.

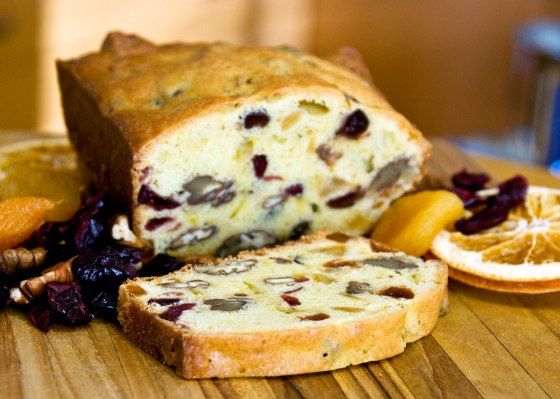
[448,267,560,294]
[118,233,447,378]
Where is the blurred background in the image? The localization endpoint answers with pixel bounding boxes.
[1,0,560,169]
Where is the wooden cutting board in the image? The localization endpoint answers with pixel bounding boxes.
[1,138,559,399]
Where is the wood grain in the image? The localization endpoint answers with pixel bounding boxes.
[2,139,560,399]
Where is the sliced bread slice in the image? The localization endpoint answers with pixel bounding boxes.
[118,233,447,378]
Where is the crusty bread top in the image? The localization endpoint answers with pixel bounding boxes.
[57,32,395,155]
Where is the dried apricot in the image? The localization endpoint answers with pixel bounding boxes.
[0,197,54,249]
[371,190,464,256]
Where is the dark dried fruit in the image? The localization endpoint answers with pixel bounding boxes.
[326,232,352,243]
[148,298,181,306]
[195,259,256,275]
[138,185,180,210]
[184,176,235,207]
[159,303,195,322]
[300,313,329,321]
[28,304,52,332]
[216,230,277,257]
[243,111,270,129]
[326,189,364,209]
[72,194,114,252]
[378,286,414,299]
[46,283,93,326]
[72,245,140,290]
[289,221,310,240]
[455,203,509,235]
[363,258,418,270]
[451,169,490,191]
[252,154,268,179]
[138,254,185,277]
[0,277,8,309]
[371,158,410,190]
[316,143,342,165]
[335,110,369,139]
[450,187,482,208]
[145,217,173,231]
[87,290,118,320]
[168,225,217,250]
[346,281,371,294]
[204,298,248,311]
[281,294,301,306]
[285,184,304,196]
[497,175,528,208]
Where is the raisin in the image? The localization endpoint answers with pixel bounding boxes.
[346,281,371,294]
[363,258,418,270]
[378,286,415,299]
[243,111,270,129]
[281,294,301,306]
[46,283,93,326]
[204,298,248,311]
[159,303,195,322]
[216,230,277,257]
[326,189,364,208]
[252,154,268,179]
[138,254,185,277]
[87,290,118,320]
[455,203,509,235]
[137,185,180,210]
[184,176,235,207]
[28,304,52,332]
[168,225,217,250]
[145,217,173,231]
[335,110,369,139]
[451,169,490,191]
[497,175,528,208]
[289,221,310,240]
[299,313,329,321]
[72,245,140,290]
[371,158,410,190]
[148,298,181,306]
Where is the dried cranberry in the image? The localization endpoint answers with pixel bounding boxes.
[281,294,300,306]
[28,304,52,332]
[252,155,268,179]
[46,283,93,326]
[451,169,490,191]
[87,290,118,320]
[137,185,180,210]
[289,221,310,240]
[72,245,140,290]
[159,303,195,322]
[327,189,364,208]
[497,175,528,208]
[285,183,304,196]
[450,187,482,208]
[145,217,173,231]
[138,254,184,277]
[243,111,270,129]
[335,110,369,139]
[455,203,509,235]
[72,194,114,251]
[0,277,9,310]
[148,298,181,306]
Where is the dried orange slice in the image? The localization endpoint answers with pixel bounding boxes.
[0,196,54,249]
[431,186,560,293]
[0,137,82,221]
[371,190,464,256]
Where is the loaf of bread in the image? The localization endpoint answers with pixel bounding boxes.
[57,32,431,258]
[118,233,447,378]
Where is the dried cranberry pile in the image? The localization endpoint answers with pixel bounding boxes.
[450,169,528,235]
[0,193,186,332]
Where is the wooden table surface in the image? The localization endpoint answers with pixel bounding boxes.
[1,137,560,399]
